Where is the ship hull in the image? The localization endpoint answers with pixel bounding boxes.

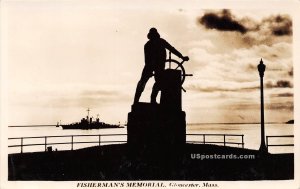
[61,123,123,130]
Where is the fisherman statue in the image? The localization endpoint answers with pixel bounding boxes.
[133,28,189,104]
[128,28,192,147]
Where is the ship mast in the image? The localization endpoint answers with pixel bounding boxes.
[87,108,90,118]
[87,108,92,124]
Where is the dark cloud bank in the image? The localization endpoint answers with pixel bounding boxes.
[266,80,293,88]
[199,10,247,34]
[198,9,292,36]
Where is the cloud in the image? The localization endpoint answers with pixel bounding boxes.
[262,15,293,36]
[50,95,131,108]
[266,102,293,111]
[198,10,292,37]
[266,80,293,88]
[186,81,259,93]
[288,69,293,76]
[253,42,292,60]
[185,41,293,100]
[198,9,247,34]
[49,89,131,108]
[270,93,293,97]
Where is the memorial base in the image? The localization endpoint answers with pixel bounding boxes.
[127,102,186,148]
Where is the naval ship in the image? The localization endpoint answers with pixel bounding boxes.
[58,109,123,130]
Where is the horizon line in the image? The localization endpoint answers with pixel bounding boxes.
[187,121,288,125]
[8,121,292,127]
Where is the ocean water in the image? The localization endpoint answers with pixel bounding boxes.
[8,123,294,154]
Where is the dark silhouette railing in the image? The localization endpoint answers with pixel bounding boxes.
[8,134,127,153]
[186,133,244,148]
[266,135,294,153]
[8,133,245,153]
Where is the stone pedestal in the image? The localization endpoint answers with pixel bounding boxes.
[127,69,186,147]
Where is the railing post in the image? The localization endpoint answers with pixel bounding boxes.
[71,136,74,151]
[223,135,226,146]
[242,135,244,149]
[21,137,23,153]
[44,137,47,152]
[203,134,206,144]
[98,135,101,146]
[266,136,269,153]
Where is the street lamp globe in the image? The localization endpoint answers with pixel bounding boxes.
[257,58,266,77]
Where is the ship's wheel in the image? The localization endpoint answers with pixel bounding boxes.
[165,51,193,92]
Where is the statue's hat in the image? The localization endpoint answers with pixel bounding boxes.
[147,27,160,39]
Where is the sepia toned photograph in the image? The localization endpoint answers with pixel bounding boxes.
[1,0,298,188]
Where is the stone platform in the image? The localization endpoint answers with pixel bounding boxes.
[127,102,186,147]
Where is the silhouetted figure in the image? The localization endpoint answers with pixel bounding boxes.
[133,28,189,104]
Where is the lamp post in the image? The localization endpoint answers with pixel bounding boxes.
[257,58,268,154]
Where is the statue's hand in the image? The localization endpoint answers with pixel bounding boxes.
[182,56,189,61]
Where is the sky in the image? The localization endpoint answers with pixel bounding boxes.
[1,0,294,125]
